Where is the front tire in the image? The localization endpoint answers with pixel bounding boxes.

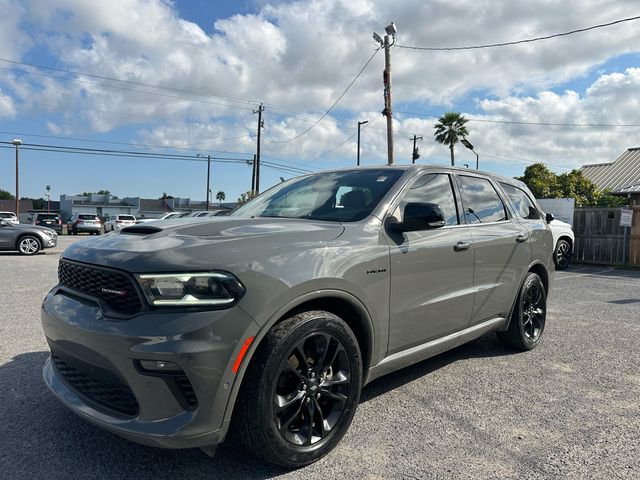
[234,311,362,468]
[17,236,41,255]
[554,239,571,270]
[497,272,546,351]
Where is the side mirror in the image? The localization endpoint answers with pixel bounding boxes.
[391,203,446,233]
[545,212,555,223]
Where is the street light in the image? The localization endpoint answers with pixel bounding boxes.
[461,138,479,170]
[196,154,212,210]
[11,138,22,217]
[45,185,51,213]
[357,120,368,166]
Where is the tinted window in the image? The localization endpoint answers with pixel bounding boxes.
[233,169,404,222]
[119,215,135,221]
[38,214,59,220]
[0,212,16,219]
[500,183,540,220]
[78,214,98,220]
[458,176,508,224]
[400,173,459,226]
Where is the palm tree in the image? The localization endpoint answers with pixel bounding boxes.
[434,112,469,166]
[216,190,226,206]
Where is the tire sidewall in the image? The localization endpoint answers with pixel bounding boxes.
[515,273,546,349]
[257,312,362,467]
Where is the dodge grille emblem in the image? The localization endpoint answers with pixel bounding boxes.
[101,287,127,296]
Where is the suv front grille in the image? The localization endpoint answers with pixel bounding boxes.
[58,260,143,315]
[52,352,140,417]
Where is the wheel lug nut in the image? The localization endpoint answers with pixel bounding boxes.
[302,384,307,390]
[306,397,311,403]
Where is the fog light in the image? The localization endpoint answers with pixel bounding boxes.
[138,360,182,373]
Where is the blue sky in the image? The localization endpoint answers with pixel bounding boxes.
[1,0,640,203]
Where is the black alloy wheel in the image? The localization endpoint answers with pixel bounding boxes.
[234,310,362,468]
[497,272,547,351]
[555,239,571,270]
[273,332,351,447]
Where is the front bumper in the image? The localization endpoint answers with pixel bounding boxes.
[41,287,259,448]
[43,235,57,248]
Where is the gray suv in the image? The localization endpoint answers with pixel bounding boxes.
[41,166,553,467]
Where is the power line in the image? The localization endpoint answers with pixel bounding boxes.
[266,48,381,144]
[396,14,640,51]
[398,111,640,128]
[305,116,379,164]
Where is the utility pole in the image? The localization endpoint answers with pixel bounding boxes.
[206,154,211,210]
[253,103,264,194]
[374,23,397,165]
[12,139,22,217]
[251,154,257,194]
[196,153,212,210]
[357,120,368,166]
[411,135,423,164]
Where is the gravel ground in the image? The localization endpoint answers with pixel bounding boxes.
[1,236,639,479]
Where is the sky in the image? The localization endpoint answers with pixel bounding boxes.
[1,0,640,203]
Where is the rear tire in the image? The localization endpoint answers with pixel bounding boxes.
[17,235,41,255]
[554,239,571,270]
[497,272,546,351]
[233,310,362,468]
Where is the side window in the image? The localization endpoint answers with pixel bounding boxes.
[400,173,459,226]
[457,175,508,224]
[500,183,540,220]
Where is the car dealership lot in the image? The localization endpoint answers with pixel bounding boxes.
[1,236,638,479]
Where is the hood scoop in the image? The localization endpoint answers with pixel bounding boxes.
[120,225,163,235]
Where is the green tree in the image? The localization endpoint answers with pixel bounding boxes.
[237,191,256,206]
[517,163,625,207]
[216,191,226,205]
[434,112,469,166]
[517,163,559,199]
[0,188,15,200]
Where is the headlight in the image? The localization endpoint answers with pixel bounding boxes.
[136,272,245,307]
[43,230,55,237]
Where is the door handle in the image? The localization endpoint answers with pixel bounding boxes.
[516,234,528,243]
[454,241,472,252]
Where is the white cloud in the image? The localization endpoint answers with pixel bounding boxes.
[0,89,15,117]
[0,0,639,173]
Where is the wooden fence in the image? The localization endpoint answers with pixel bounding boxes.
[572,207,640,266]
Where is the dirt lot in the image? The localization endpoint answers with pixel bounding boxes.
[1,236,638,479]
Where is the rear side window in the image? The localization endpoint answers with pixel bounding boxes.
[500,183,540,220]
[400,173,459,226]
[457,175,508,224]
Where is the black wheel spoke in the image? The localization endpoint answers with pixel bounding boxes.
[278,399,304,432]
[319,387,347,403]
[304,400,315,445]
[275,390,305,413]
[313,398,329,437]
[283,363,306,384]
[293,345,310,373]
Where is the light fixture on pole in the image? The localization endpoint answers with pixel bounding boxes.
[373,22,397,165]
[461,138,479,170]
[196,154,212,210]
[11,138,22,217]
[45,185,51,213]
[357,120,368,166]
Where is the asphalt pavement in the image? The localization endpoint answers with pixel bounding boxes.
[0,236,638,479]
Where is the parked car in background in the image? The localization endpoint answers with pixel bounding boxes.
[67,213,102,235]
[0,211,19,225]
[31,212,63,233]
[41,165,553,467]
[136,212,183,223]
[104,214,136,232]
[0,218,57,255]
[548,217,574,270]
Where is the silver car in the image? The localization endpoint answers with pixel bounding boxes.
[0,218,57,255]
[41,166,553,467]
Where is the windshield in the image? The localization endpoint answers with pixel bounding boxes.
[232,169,404,222]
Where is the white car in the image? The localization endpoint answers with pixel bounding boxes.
[104,214,136,232]
[0,211,19,225]
[548,217,574,270]
[136,212,188,223]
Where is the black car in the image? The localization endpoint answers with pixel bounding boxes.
[32,213,63,233]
